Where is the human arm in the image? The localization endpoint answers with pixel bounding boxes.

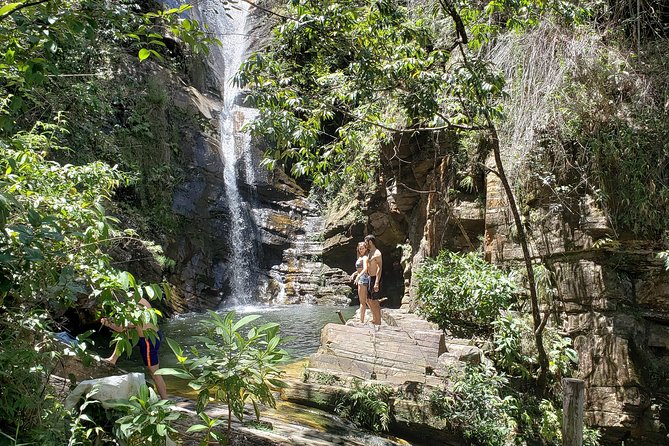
[101,317,132,332]
[374,254,382,291]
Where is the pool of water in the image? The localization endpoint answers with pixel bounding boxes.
[110,304,356,376]
[164,304,356,362]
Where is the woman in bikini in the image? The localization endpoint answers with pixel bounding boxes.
[350,241,371,323]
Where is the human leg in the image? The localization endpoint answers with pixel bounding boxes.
[104,344,120,364]
[139,332,167,399]
[368,299,381,326]
[147,363,168,400]
[357,283,368,323]
[367,276,382,325]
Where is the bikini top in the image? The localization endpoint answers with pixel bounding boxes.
[355,257,363,269]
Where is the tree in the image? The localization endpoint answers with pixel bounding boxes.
[0,0,218,132]
[0,0,220,441]
[239,0,589,395]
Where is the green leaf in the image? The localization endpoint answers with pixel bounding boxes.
[138,48,151,61]
[233,314,261,332]
[154,368,193,379]
[186,424,209,433]
[0,2,20,16]
[268,378,288,388]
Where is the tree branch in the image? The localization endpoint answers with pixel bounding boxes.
[0,0,51,22]
[239,0,296,22]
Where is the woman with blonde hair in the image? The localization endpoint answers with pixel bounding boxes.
[350,241,370,323]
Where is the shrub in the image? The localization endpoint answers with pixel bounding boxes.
[159,311,288,437]
[415,251,517,330]
[112,385,181,446]
[333,380,393,432]
[430,364,516,446]
[493,312,578,383]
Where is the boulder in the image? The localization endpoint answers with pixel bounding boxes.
[64,373,145,410]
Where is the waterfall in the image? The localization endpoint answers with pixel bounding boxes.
[199,0,258,305]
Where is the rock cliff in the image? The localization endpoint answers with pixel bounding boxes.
[319,128,669,443]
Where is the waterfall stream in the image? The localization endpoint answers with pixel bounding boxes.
[200,0,258,304]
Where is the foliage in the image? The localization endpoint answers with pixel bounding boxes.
[430,364,516,446]
[0,311,65,444]
[237,0,447,185]
[0,124,167,441]
[111,384,181,446]
[0,0,220,242]
[333,380,393,432]
[583,425,603,446]
[542,39,669,237]
[0,0,217,130]
[238,0,589,187]
[185,412,227,446]
[0,0,221,443]
[159,311,288,436]
[415,250,516,330]
[492,312,578,382]
[66,388,115,446]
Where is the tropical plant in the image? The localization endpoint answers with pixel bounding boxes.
[111,384,181,446]
[0,0,221,443]
[0,123,169,441]
[430,364,517,446]
[332,380,393,432]
[415,250,517,330]
[493,312,578,383]
[185,412,226,446]
[0,0,218,129]
[159,310,288,437]
[66,388,115,446]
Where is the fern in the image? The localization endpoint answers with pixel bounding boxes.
[333,381,393,432]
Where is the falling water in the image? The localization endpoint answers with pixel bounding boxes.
[199,1,258,304]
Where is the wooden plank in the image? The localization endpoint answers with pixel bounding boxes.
[563,378,585,446]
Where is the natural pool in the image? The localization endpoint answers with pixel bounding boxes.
[110,304,357,392]
[100,303,415,445]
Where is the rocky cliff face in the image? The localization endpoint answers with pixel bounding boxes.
[320,130,669,443]
[485,160,669,443]
[165,83,352,309]
[159,4,353,310]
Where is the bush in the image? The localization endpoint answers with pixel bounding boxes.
[415,251,517,330]
[159,311,288,437]
[333,380,393,432]
[492,312,578,382]
[112,385,181,446]
[430,364,517,446]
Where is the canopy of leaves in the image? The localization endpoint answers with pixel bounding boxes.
[0,0,217,442]
[238,0,587,187]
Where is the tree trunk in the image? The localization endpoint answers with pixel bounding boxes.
[489,127,549,395]
[562,378,585,446]
[439,0,551,396]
